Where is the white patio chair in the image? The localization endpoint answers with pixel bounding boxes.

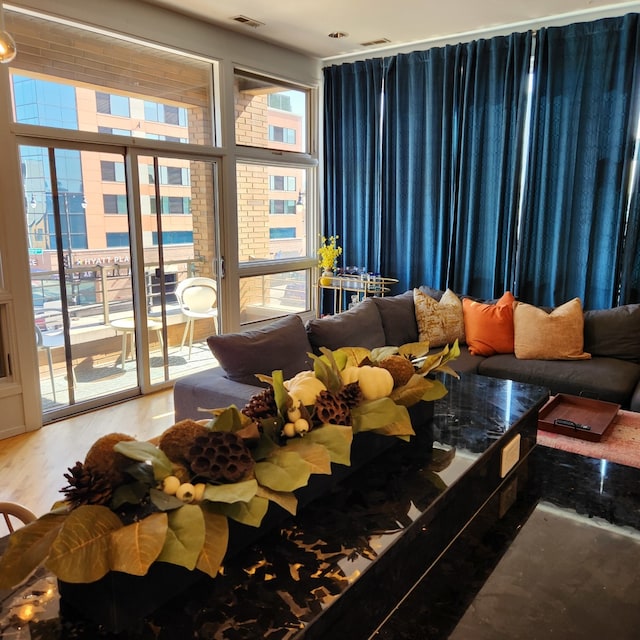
[175,277,218,359]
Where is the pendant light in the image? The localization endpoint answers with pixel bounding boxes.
[0,2,17,64]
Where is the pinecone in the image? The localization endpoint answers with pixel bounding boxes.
[314,389,352,426]
[242,387,277,421]
[61,461,114,508]
[187,431,255,484]
[339,381,364,409]
[379,355,415,387]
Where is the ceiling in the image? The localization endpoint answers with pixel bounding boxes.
[140,0,640,61]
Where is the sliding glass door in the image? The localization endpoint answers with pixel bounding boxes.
[137,154,221,385]
[22,144,221,420]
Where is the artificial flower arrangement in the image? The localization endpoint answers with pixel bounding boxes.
[0,341,459,589]
[318,235,342,272]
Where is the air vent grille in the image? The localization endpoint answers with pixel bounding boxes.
[360,38,391,46]
[231,15,265,29]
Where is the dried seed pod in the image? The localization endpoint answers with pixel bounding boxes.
[187,431,255,484]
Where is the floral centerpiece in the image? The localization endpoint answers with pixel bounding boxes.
[318,235,342,275]
[0,341,459,590]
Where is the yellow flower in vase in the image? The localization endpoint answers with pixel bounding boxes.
[318,235,342,284]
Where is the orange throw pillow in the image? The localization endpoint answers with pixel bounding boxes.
[462,292,515,356]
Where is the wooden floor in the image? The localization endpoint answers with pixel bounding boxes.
[0,389,177,526]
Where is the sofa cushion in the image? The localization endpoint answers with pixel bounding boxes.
[373,290,419,346]
[414,288,465,348]
[428,345,486,374]
[173,367,261,422]
[513,298,590,360]
[462,291,515,356]
[206,314,312,386]
[478,354,640,407]
[306,297,385,353]
[584,304,640,363]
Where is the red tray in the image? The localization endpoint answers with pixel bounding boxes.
[538,394,620,442]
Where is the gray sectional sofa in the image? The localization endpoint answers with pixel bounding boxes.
[173,290,640,422]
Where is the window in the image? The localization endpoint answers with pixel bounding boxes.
[103,194,128,214]
[13,76,78,129]
[269,126,296,144]
[106,232,130,247]
[234,72,307,153]
[161,196,190,214]
[268,94,292,111]
[269,175,296,191]
[159,166,190,186]
[270,227,296,239]
[151,230,194,245]
[8,13,215,146]
[98,126,131,136]
[144,101,188,126]
[269,199,297,214]
[96,92,130,117]
[101,161,125,182]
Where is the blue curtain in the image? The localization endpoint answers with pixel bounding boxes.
[327,36,531,296]
[449,33,532,298]
[323,59,384,274]
[517,15,640,309]
[381,47,461,291]
[619,178,640,304]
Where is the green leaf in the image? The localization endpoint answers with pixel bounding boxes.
[390,374,432,407]
[149,487,185,511]
[335,346,371,367]
[156,504,205,570]
[109,512,168,576]
[370,345,399,362]
[124,461,156,484]
[309,349,343,392]
[111,480,150,508]
[196,505,229,578]
[256,485,298,515]
[254,450,311,492]
[46,505,123,583]
[283,439,332,475]
[399,341,430,359]
[420,378,449,402]
[303,424,353,466]
[0,512,67,589]
[202,478,258,504]
[209,406,243,433]
[214,495,269,528]
[351,397,414,437]
[113,441,172,482]
[251,424,282,460]
[271,370,289,418]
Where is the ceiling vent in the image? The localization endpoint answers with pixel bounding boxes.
[231,15,265,29]
[360,38,391,47]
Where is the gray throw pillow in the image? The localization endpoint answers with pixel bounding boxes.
[207,314,313,385]
[373,291,419,346]
[305,297,385,353]
[583,304,640,363]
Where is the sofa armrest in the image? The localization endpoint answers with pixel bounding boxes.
[173,366,262,422]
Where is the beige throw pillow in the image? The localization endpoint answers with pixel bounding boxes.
[413,288,465,347]
[513,298,591,360]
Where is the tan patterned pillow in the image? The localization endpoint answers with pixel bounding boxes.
[413,288,465,347]
[513,298,591,360]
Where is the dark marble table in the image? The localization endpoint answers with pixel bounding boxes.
[373,442,640,640]
[0,374,549,639]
